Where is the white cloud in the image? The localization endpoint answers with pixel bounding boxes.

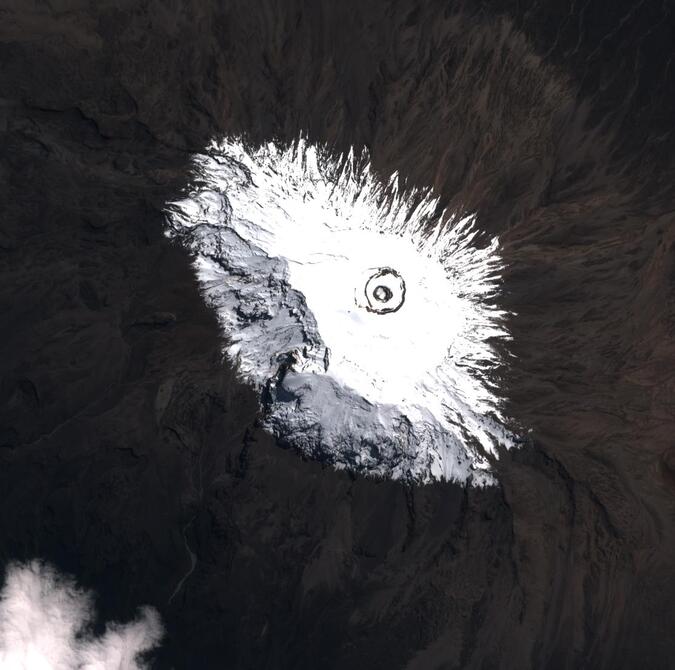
[0,560,163,670]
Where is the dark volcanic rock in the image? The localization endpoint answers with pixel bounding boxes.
[1,1,674,668]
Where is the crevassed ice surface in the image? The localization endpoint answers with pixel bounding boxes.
[165,139,516,486]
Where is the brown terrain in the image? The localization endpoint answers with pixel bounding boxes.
[1,1,675,668]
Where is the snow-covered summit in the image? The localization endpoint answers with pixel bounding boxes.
[165,138,515,485]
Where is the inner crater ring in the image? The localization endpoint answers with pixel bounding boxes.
[363,267,406,314]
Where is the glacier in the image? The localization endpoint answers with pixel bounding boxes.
[164,138,516,486]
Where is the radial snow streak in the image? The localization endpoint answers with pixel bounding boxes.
[165,138,516,485]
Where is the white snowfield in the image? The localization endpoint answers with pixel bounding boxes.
[165,139,515,485]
